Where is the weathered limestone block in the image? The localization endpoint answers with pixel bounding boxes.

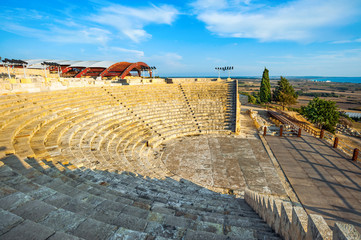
[291,206,308,240]
[333,222,361,240]
[260,195,268,221]
[4,83,12,90]
[265,196,275,228]
[306,214,332,240]
[259,195,266,218]
[273,199,283,235]
[254,193,261,214]
[281,201,293,240]
[244,189,254,209]
[250,191,257,210]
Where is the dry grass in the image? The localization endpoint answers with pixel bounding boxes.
[353,121,361,132]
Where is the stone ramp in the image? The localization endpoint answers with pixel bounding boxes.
[265,134,361,232]
[0,155,280,239]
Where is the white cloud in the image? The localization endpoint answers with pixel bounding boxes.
[259,48,361,76]
[0,3,179,45]
[89,46,145,62]
[0,23,111,45]
[332,38,361,44]
[206,57,227,64]
[192,0,361,42]
[0,7,111,45]
[191,0,228,10]
[90,4,179,42]
[144,52,185,71]
[108,47,144,58]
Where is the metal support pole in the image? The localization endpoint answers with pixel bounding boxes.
[263,126,267,136]
[7,64,11,78]
[280,125,283,137]
[333,137,339,148]
[352,148,359,161]
[320,129,324,139]
[44,66,47,78]
[297,128,302,137]
[23,64,27,78]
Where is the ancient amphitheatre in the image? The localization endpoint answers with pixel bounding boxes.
[0,65,360,239]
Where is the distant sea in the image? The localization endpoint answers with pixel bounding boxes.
[167,76,361,83]
[287,77,361,84]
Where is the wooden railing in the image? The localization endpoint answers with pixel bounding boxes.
[265,109,360,162]
[268,110,299,133]
[297,121,320,136]
[321,130,360,162]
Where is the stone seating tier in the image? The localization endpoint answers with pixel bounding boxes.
[1,83,237,171]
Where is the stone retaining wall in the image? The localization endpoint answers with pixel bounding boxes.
[245,188,361,240]
[169,78,218,83]
[0,78,108,94]
[0,77,167,95]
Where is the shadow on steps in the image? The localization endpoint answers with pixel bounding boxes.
[0,154,281,240]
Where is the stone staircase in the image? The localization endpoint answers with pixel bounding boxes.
[0,82,281,239]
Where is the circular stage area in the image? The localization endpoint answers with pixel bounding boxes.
[161,134,286,196]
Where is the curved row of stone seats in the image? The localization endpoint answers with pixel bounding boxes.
[63,108,169,177]
[104,83,233,135]
[15,96,116,160]
[0,88,111,157]
[103,85,201,145]
[1,156,280,239]
[104,84,183,106]
[32,102,120,169]
[38,88,177,174]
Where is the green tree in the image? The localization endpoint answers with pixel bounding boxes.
[240,92,258,104]
[301,97,339,133]
[248,94,257,104]
[259,68,271,103]
[273,76,297,110]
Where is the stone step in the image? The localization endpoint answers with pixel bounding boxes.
[0,158,279,239]
[68,167,264,219]
[2,154,258,221]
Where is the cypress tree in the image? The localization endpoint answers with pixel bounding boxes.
[259,68,271,103]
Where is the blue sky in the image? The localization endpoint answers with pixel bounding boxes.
[1,0,361,77]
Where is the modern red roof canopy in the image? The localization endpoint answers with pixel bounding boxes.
[62,61,151,79]
[100,62,150,79]
[12,59,152,79]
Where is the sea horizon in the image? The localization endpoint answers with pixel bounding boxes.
[162,76,361,84]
